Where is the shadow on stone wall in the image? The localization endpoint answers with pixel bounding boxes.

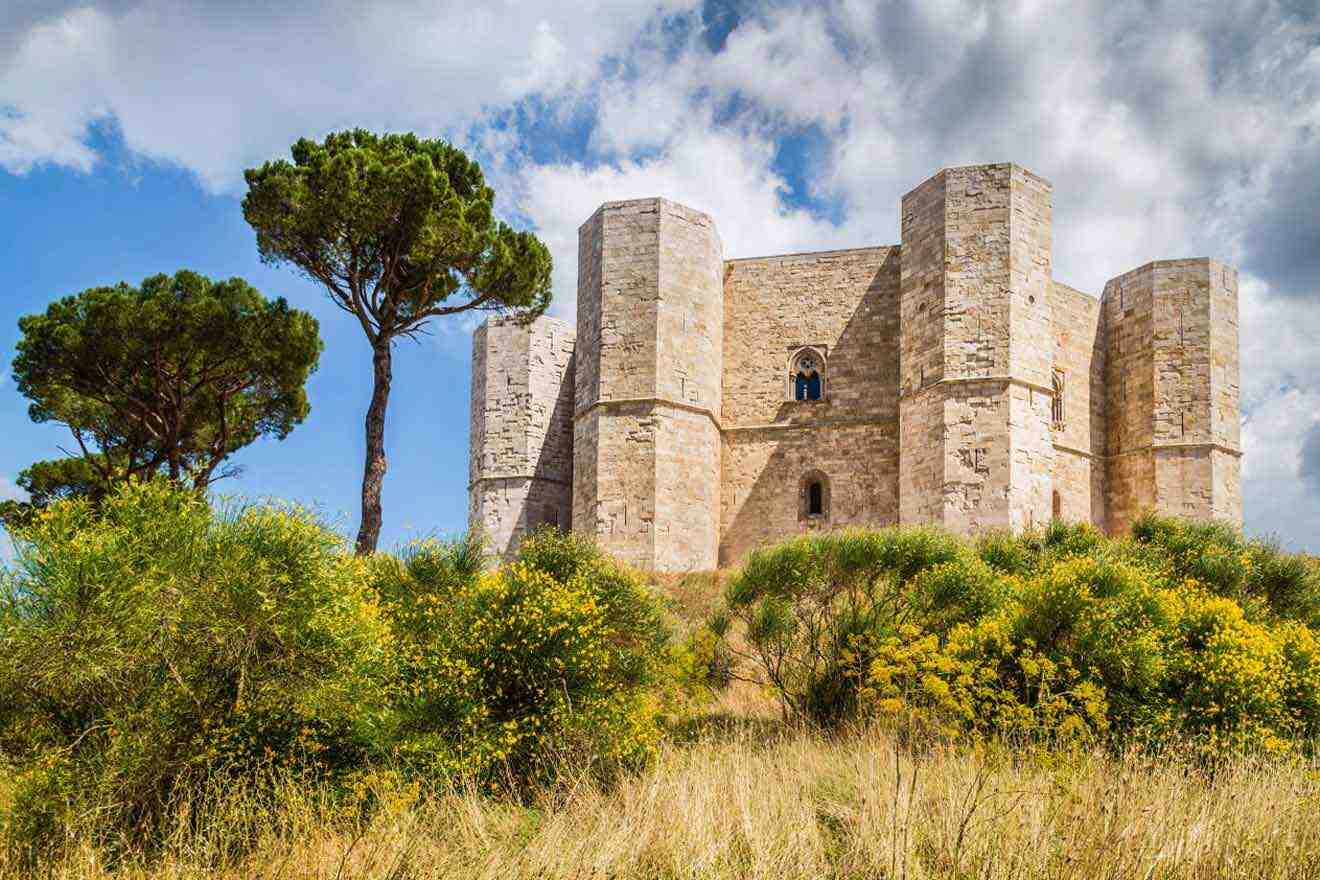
[521,351,577,542]
[718,249,901,567]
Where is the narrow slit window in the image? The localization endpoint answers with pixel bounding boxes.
[1051,370,1065,426]
[800,470,830,521]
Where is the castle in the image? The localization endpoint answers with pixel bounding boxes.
[469,163,1242,572]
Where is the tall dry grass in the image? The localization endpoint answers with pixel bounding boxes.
[10,724,1320,880]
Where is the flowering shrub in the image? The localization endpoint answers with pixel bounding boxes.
[713,519,1320,754]
[0,487,674,862]
[0,481,389,860]
[370,528,672,784]
[716,528,965,723]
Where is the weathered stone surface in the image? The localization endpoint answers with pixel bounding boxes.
[899,164,1055,532]
[720,246,900,565]
[469,316,575,559]
[468,163,1243,571]
[571,198,723,572]
[1103,259,1241,535]
[1050,282,1106,525]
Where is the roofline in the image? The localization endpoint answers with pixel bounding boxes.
[724,244,897,264]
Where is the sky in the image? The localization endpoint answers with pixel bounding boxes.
[2,0,1319,556]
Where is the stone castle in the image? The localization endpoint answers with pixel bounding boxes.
[469,163,1242,572]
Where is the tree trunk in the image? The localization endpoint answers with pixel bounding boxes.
[355,340,392,555]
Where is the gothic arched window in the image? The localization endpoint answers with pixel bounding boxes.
[790,348,825,401]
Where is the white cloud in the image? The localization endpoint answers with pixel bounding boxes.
[0,0,698,191]
[519,119,851,320]
[1236,274,1320,549]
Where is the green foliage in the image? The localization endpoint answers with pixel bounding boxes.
[0,456,116,531]
[369,528,673,784]
[0,492,676,861]
[242,129,552,336]
[714,518,1320,754]
[4,485,1315,864]
[1128,513,1320,627]
[720,528,967,723]
[0,481,386,861]
[242,128,553,554]
[8,270,321,511]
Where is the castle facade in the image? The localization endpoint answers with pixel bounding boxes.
[469,163,1242,571]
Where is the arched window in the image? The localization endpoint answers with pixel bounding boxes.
[790,348,825,401]
[1051,370,1065,426]
[1052,490,1062,521]
[799,470,830,521]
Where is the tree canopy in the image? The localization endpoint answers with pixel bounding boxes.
[8,270,322,515]
[242,129,553,554]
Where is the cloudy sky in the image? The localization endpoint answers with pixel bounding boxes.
[2,0,1318,555]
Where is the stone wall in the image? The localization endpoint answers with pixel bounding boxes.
[1006,167,1056,531]
[1103,259,1241,534]
[1151,259,1241,526]
[654,201,724,570]
[897,169,947,526]
[1050,282,1106,525]
[573,198,724,571]
[1208,261,1243,525]
[468,316,576,560]
[720,247,900,565]
[899,164,1055,533]
[1102,263,1157,534]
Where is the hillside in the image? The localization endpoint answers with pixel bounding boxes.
[2,484,1319,879]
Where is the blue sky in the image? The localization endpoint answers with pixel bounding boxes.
[3,0,1319,554]
[0,125,477,552]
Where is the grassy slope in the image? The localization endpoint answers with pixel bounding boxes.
[13,727,1320,880]
[9,556,1320,878]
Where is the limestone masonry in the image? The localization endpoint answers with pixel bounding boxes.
[469,163,1242,571]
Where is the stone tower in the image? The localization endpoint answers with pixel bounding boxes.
[1102,259,1241,535]
[898,164,1056,531]
[468,315,576,558]
[572,198,724,571]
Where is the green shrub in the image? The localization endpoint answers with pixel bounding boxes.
[718,528,966,724]
[370,528,673,784]
[0,481,388,860]
[0,492,684,860]
[715,520,1320,754]
[1128,514,1320,627]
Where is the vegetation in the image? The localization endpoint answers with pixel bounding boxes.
[370,528,675,783]
[1,482,1318,877]
[0,483,672,867]
[3,730,1319,879]
[242,130,553,554]
[2,271,321,528]
[717,520,1320,753]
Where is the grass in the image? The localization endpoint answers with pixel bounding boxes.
[7,722,1320,880]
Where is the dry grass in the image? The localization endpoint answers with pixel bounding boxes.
[10,725,1320,880]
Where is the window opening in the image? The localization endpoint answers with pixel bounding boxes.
[791,349,824,401]
[1051,370,1065,426]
